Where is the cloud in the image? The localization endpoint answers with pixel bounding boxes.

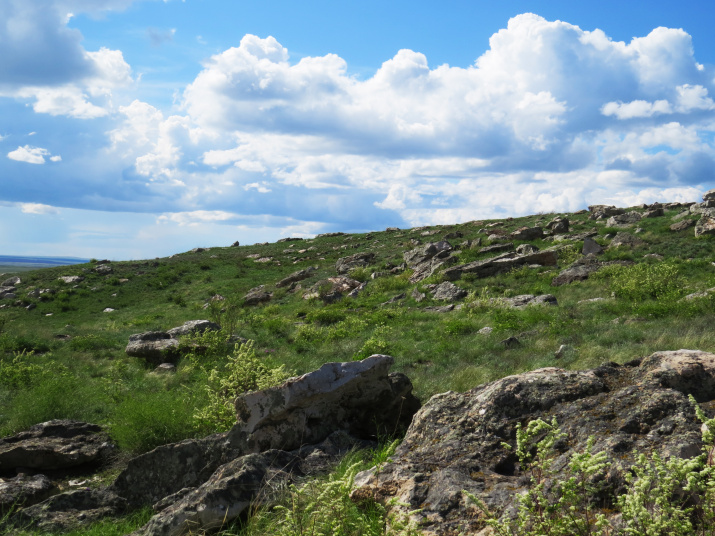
[8,145,52,164]
[19,203,60,215]
[4,12,715,256]
[147,28,176,47]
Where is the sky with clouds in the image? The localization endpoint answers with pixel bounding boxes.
[2,0,715,260]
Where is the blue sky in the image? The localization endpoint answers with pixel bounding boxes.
[2,0,715,260]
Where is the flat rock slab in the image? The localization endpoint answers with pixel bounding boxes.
[0,420,113,473]
[166,320,220,338]
[352,350,715,535]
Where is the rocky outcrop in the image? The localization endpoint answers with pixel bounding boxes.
[111,355,419,522]
[336,252,375,274]
[588,205,624,220]
[606,211,642,227]
[582,236,603,255]
[496,294,557,308]
[404,241,456,282]
[58,276,84,284]
[671,219,695,231]
[441,249,558,281]
[1,276,20,287]
[478,243,514,255]
[609,232,645,248]
[509,226,543,240]
[0,420,113,472]
[351,350,715,535]
[303,276,362,302]
[546,216,569,234]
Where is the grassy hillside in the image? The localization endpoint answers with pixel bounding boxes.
[2,205,714,450]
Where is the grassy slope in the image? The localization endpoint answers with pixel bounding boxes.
[1,206,713,447]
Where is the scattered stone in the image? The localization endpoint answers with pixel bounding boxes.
[578,297,607,304]
[230,241,240,247]
[0,420,113,472]
[510,226,543,240]
[670,219,695,231]
[346,281,367,299]
[682,288,715,300]
[95,264,113,274]
[554,344,571,358]
[500,336,521,348]
[431,282,468,302]
[411,288,426,302]
[166,320,220,338]
[1,276,20,287]
[59,276,84,284]
[190,248,206,253]
[643,207,664,218]
[515,244,538,255]
[154,363,176,374]
[588,205,624,220]
[582,237,603,255]
[103,308,115,313]
[335,252,375,274]
[370,272,385,279]
[381,293,406,306]
[277,237,304,243]
[546,216,569,233]
[304,276,362,302]
[609,232,645,248]
[253,257,272,263]
[498,294,558,308]
[275,267,316,288]
[423,305,455,313]
[478,326,493,335]
[243,286,272,305]
[606,211,642,227]
[644,253,664,260]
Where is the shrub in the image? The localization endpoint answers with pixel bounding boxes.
[307,309,347,325]
[596,262,685,301]
[0,351,43,389]
[193,340,291,434]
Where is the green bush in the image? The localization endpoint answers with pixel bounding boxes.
[596,262,685,301]
[307,308,347,325]
[67,334,119,352]
[193,340,291,434]
[0,351,43,389]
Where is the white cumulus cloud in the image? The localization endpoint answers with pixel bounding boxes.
[19,202,60,214]
[8,145,52,164]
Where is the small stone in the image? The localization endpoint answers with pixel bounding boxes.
[554,344,571,358]
[478,327,493,335]
[103,308,115,313]
[500,336,521,348]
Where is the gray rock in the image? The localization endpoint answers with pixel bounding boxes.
[243,286,272,306]
[588,205,624,220]
[346,281,368,299]
[546,217,569,234]
[0,420,113,472]
[154,363,177,374]
[304,276,361,302]
[500,336,521,348]
[670,219,695,231]
[479,243,514,255]
[442,249,558,281]
[404,241,455,282]
[510,226,543,240]
[609,232,645,248]
[58,276,84,284]
[335,252,375,274]
[351,350,715,535]
[0,474,55,511]
[515,244,538,255]
[695,214,715,237]
[95,264,113,274]
[411,288,426,302]
[12,489,127,532]
[431,282,468,302]
[1,276,20,287]
[582,237,603,255]
[126,332,180,365]
[166,320,220,338]
[554,344,571,358]
[703,188,715,202]
[478,326,493,335]
[275,267,316,288]
[642,207,664,218]
[499,294,558,308]
[606,211,642,227]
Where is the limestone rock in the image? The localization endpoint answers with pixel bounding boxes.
[304,276,361,302]
[12,489,127,532]
[515,244,538,255]
[606,211,642,227]
[642,207,664,218]
[695,214,715,237]
[352,350,715,535]
[0,474,55,511]
[441,249,558,282]
[95,264,112,274]
[670,219,695,232]
[582,237,603,255]
[335,252,375,274]
[703,188,715,202]
[275,267,316,288]
[498,294,558,308]
[1,276,20,287]
[404,241,455,283]
[546,217,569,234]
[243,286,272,305]
[126,332,180,365]
[166,320,220,338]
[510,226,543,240]
[479,243,514,255]
[609,232,645,248]
[431,282,468,302]
[58,276,84,284]
[588,205,624,220]
[0,420,113,472]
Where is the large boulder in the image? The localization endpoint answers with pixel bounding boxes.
[303,276,362,302]
[243,285,272,306]
[0,474,55,511]
[609,232,645,248]
[588,205,624,220]
[1,276,20,287]
[0,420,113,473]
[125,332,180,366]
[404,241,455,282]
[431,282,468,302]
[509,226,543,240]
[275,267,316,288]
[546,216,569,234]
[352,350,715,535]
[606,211,642,227]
